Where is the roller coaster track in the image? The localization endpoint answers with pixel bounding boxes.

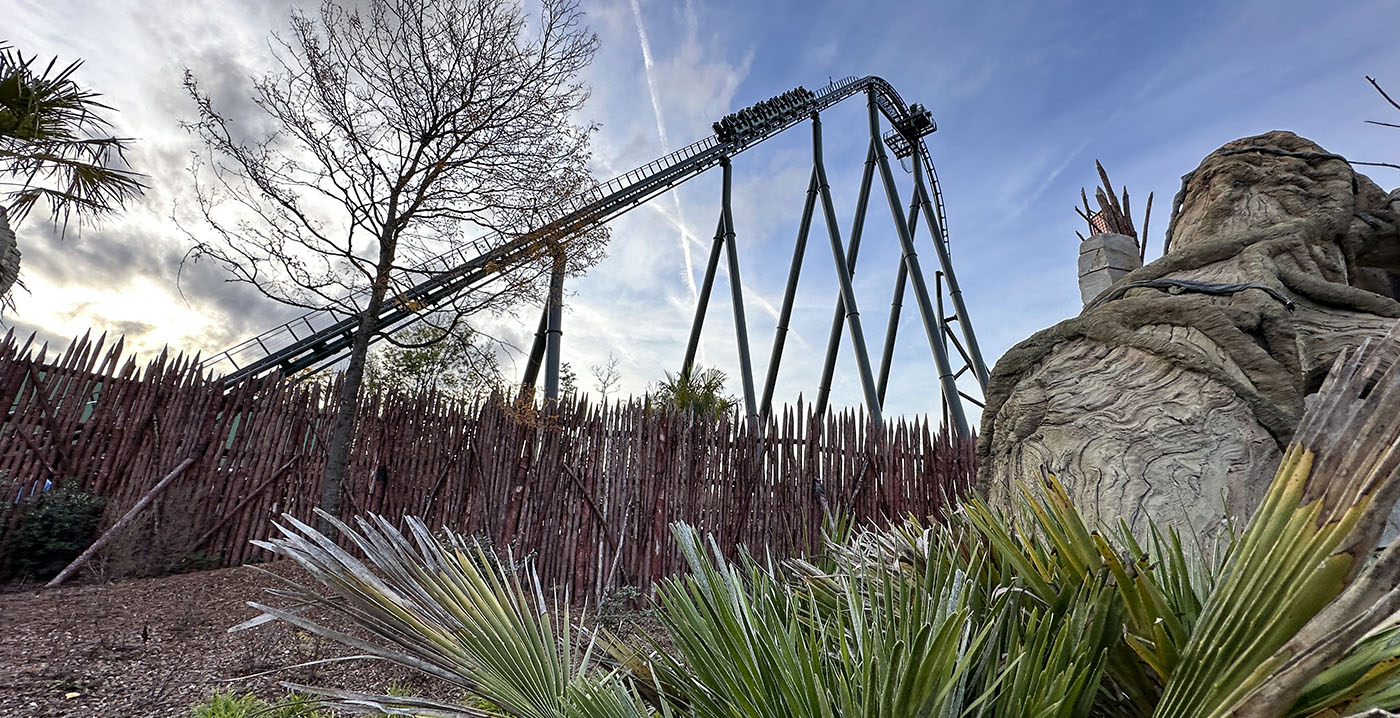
[201,75,986,432]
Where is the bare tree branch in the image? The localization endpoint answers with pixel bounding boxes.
[1351,160,1400,171]
[1367,75,1400,113]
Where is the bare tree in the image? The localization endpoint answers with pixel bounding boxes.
[182,0,605,534]
[590,352,620,402]
[1366,76,1400,123]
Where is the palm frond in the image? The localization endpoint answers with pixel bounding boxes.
[1156,322,1400,717]
[977,581,1118,718]
[642,522,996,718]
[249,510,641,718]
[0,42,144,229]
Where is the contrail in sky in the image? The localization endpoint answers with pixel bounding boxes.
[629,0,700,304]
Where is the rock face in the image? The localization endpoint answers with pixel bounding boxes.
[978,131,1400,536]
[0,207,19,306]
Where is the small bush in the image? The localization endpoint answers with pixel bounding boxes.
[191,691,328,718]
[652,366,736,420]
[596,584,647,628]
[191,692,260,718]
[2,483,105,580]
[175,550,223,574]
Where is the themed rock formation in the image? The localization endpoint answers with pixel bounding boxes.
[977,130,1400,536]
[0,207,19,307]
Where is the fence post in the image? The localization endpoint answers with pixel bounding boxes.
[46,441,210,588]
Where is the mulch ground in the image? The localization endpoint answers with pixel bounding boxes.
[0,562,431,717]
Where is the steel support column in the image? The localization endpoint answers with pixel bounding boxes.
[936,272,950,430]
[867,89,969,437]
[720,158,760,432]
[519,304,550,396]
[877,197,920,407]
[814,141,878,417]
[912,147,989,389]
[759,170,819,424]
[681,215,727,377]
[812,114,882,424]
[544,251,566,401]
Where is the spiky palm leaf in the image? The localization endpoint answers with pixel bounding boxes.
[0,42,144,229]
[972,581,1119,718]
[240,323,1400,718]
[1156,326,1400,717]
[955,483,1189,716]
[645,523,995,718]
[247,511,644,717]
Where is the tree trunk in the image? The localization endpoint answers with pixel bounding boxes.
[319,225,398,538]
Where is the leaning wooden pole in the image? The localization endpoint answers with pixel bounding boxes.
[46,441,210,588]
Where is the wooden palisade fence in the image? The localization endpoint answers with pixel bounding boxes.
[0,332,974,595]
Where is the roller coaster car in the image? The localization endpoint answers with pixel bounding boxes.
[903,104,936,135]
[712,85,819,144]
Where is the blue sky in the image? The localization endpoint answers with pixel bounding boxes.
[6,0,1399,422]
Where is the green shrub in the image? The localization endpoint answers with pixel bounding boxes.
[652,366,736,420]
[2,483,105,580]
[191,690,328,718]
[596,585,646,629]
[175,550,223,574]
[191,692,260,718]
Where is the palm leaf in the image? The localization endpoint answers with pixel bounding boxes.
[248,510,644,718]
[1288,624,1400,716]
[1155,323,1400,717]
[642,522,996,718]
[0,43,144,228]
[976,580,1118,718]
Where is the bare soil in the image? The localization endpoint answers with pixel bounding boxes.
[0,562,429,717]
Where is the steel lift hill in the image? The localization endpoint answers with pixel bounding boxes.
[201,76,989,436]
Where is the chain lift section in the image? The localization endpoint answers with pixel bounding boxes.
[201,75,988,434]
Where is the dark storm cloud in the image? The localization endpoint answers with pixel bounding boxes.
[21,222,182,289]
[174,254,309,352]
[172,48,284,148]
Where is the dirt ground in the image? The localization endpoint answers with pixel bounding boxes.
[0,562,432,717]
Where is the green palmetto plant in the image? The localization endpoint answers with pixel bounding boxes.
[242,324,1400,717]
[240,512,646,717]
[652,367,737,421]
[0,42,144,229]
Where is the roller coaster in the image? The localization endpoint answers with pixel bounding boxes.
[200,75,988,436]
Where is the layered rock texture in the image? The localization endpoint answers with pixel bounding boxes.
[0,207,18,306]
[977,131,1400,535]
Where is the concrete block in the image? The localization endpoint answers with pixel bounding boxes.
[1078,233,1141,305]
